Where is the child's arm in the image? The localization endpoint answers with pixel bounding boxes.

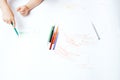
[0,0,15,27]
[17,0,43,16]
[26,0,44,10]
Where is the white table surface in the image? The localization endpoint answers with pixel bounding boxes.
[0,0,120,80]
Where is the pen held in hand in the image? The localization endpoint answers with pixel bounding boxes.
[11,22,19,36]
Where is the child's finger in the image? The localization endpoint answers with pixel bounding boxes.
[17,7,21,11]
[12,20,16,27]
[3,19,10,24]
[8,20,11,24]
[20,8,25,12]
[3,19,7,23]
[20,12,26,16]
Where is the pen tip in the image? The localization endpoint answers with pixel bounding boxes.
[14,28,19,36]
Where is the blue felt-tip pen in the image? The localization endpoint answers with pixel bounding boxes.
[53,32,59,50]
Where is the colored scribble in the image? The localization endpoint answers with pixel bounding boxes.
[53,30,96,59]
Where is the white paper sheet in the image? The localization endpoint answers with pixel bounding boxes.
[0,0,119,80]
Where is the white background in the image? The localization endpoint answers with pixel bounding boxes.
[0,0,120,80]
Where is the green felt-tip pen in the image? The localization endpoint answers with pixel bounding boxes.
[11,22,19,36]
[48,26,55,42]
[14,28,19,36]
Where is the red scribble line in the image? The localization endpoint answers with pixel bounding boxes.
[54,45,80,58]
[53,27,96,58]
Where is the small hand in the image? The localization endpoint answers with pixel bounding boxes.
[2,7,15,27]
[17,5,30,16]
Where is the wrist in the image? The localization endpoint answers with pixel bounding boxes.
[25,4,32,11]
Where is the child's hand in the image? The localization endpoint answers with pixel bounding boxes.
[0,0,16,27]
[2,9,15,27]
[17,5,30,16]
